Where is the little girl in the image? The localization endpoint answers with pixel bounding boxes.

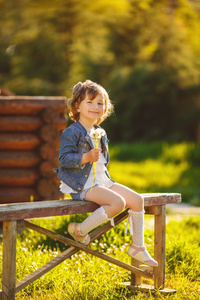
[57,80,157,267]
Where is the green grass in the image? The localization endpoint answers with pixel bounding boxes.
[0,142,200,298]
[109,142,200,205]
[0,215,200,299]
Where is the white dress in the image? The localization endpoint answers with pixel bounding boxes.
[59,139,114,196]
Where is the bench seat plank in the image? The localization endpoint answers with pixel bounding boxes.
[0,193,181,222]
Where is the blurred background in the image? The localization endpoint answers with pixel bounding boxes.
[1,0,200,204]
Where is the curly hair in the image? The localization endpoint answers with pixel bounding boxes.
[66,80,114,125]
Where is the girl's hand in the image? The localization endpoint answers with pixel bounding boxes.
[81,148,101,164]
[88,148,101,162]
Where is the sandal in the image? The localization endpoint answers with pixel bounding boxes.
[127,244,158,267]
[68,223,90,245]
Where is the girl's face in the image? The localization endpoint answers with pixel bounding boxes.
[77,92,106,126]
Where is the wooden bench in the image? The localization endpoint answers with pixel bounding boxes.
[0,193,181,299]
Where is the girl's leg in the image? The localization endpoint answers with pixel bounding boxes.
[68,186,126,245]
[109,182,144,211]
[85,185,126,217]
[109,183,158,267]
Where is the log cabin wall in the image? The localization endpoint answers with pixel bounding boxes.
[0,96,67,204]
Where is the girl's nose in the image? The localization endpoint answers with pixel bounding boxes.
[93,102,98,109]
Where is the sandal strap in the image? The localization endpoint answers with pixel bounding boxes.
[74,223,85,237]
[129,244,146,255]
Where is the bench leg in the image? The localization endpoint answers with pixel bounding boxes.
[154,205,166,289]
[130,258,142,286]
[2,221,17,300]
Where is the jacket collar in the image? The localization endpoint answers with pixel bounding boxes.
[76,121,106,150]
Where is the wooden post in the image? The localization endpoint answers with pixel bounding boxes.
[154,205,166,289]
[2,221,17,300]
[131,258,142,286]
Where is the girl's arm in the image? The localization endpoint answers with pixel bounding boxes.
[58,128,83,168]
[81,148,101,165]
[59,127,101,168]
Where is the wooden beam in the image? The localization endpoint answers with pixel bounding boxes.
[0,200,99,221]
[142,193,181,206]
[144,205,162,215]
[15,246,78,293]
[131,258,142,286]
[16,210,130,292]
[0,193,181,222]
[121,282,177,295]
[154,205,166,289]
[2,221,17,300]
[24,220,153,279]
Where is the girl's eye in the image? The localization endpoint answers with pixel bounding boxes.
[98,102,103,105]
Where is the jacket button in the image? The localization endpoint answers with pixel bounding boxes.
[90,162,92,165]
[76,165,79,168]
[85,174,88,177]
[84,143,87,147]
[78,187,81,191]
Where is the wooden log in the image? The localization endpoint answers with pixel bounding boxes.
[0,133,41,150]
[39,161,56,178]
[42,107,59,124]
[39,142,59,160]
[55,116,66,131]
[36,178,59,198]
[42,190,63,201]
[55,117,66,132]
[0,116,43,132]
[0,115,66,132]
[0,168,39,186]
[39,125,60,142]
[0,187,40,204]
[0,151,41,167]
[0,97,66,115]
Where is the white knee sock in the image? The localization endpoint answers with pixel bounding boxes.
[125,210,145,247]
[80,206,114,235]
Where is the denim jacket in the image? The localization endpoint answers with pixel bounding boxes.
[54,121,114,199]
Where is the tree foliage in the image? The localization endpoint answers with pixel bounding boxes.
[1,0,200,141]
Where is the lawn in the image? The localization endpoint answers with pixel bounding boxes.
[109,142,200,206]
[0,142,200,299]
[0,215,199,299]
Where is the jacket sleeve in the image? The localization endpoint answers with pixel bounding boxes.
[58,127,83,168]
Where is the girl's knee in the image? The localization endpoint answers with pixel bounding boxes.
[135,194,144,211]
[114,195,126,213]
[139,194,144,205]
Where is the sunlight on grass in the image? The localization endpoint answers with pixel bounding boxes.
[109,159,189,192]
[108,142,200,204]
[0,216,200,299]
[0,142,200,299]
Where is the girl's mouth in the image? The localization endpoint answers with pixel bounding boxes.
[89,111,99,114]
